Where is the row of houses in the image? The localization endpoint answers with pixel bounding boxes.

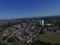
[2,21,41,43]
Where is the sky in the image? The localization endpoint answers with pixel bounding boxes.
[0,0,60,20]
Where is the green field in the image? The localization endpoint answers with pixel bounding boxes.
[38,31,60,44]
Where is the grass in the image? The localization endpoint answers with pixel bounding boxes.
[38,31,60,44]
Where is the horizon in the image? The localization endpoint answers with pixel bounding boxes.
[0,15,60,20]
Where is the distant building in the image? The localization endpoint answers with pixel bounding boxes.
[39,20,45,26]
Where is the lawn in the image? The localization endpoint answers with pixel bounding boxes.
[38,31,60,44]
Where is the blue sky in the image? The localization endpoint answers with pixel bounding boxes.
[0,0,60,20]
